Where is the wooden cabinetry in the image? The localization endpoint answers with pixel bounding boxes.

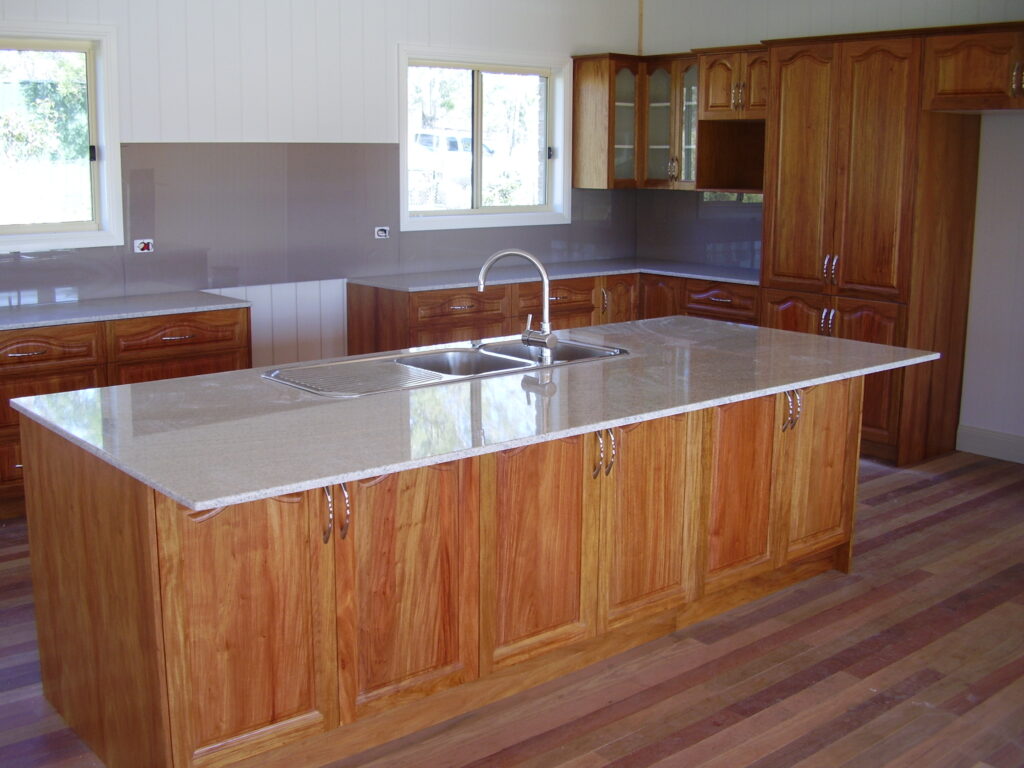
[407,286,511,347]
[639,55,699,189]
[683,280,759,324]
[638,273,687,319]
[599,273,639,323]
[572,54,641,189]
[762,34,979,463]
[513,277,600,330]
[480,436,597,670]
[337,464,478,720]
[698,48,770,119]
[923,27,1024,110]
[156,490,338,767]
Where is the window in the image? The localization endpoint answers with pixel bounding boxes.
[0,23,122,253]
[401,49,570,231]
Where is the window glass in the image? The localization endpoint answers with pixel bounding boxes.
[0,45,95,229]
[480,71,546,208]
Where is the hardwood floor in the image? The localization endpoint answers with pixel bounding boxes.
[2,452,1022,767]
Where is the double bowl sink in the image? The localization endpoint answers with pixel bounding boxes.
[264,337,627,398]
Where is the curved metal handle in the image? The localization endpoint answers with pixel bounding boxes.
[601,288,609,313]
[605,429,617,476]
[322,486,335,543]
[593,430,605,479]
[822,253,833,281]
[1011,61,1022,97]
[6,349,46,358]
[730,84,738,110]
[448,304,473,311]
[13,464,23,470]
[737,81,745,109]
[160,334,195,342]
[792,389,803,429]
[830,253,839,285]
[188,505,227,523]
[782,390,794,431]
[667,156,678,180]
[338,482,352,539]
[828,308,836,337]
[819,308,828,335]
[708,296,732,304]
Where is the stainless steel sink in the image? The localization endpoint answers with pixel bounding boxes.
[479,339,627,365]
[263,337,628,398]
[396,348,532,376]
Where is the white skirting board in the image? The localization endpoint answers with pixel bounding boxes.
[206,280,347,367]
[957,425,1024,465]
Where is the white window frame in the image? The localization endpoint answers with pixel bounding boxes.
[400,44,571,232]
[0,22,123,254]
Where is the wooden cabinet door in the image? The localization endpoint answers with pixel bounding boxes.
[923,30,1024,110]
[742,50,770,118]
[599,273,638,323]
[336,464,478,720]
[514,277,599,330]
[480,436,597,671]
[760,289,831,335]
[699,52,740,119]
[640,56,698,188]
[830,38,919,302]
[572,55,640,188]
[638,274,685,319]
[833,297,905,450]
[598,414,707,630]
[702,395,777,593]
[762,43,838,294]
[683,280,760,324]
[156,491,338,767]
[410,318,509,347]
[108,349,250,385]
[771,379,862,565]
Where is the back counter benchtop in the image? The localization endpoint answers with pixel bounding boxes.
[12,316,936,512]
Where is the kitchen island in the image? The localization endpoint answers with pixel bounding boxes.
[13,317,936,768]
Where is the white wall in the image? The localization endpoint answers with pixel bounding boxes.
[958,113,1024,463]
[0,0,638,142]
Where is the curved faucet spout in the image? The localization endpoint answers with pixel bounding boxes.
[477,249,556,347]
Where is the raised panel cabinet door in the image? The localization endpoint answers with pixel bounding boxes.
[699,52,740,118]
[742,50,771,118]
[639,274,685,319]
[830,38,920,302]
[702,395,777,593]
[107,309,249,361]
[684,280,760,324]
[410,286,510,324]
[599,273,638,323]
[0,322,105,373]
[514,277,599,328]
[409,318,509,348]
[572,54,640,188]
[771,378,862,565]
[1,367,105,428]
[833,297,905,450]
[923,30,1024,110]
[760,289,831,335]
[598,414,707,631]
[336,464,479,721]
[155,491,338,768]
[108,350,250,386]
[762,43,839,294]
[480,436,597,671]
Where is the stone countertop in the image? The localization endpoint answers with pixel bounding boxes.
[11,316,936,511]
[348,259,760,292]
[0,291,250,331]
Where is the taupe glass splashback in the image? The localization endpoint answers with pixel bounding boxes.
[0,143,760,304]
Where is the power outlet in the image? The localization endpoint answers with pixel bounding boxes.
[133,238,155,253]
[374,226,390,240]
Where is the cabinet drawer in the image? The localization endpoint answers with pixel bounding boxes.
[107,309,249,361]
[1,367,105,427]
[410,287,509,324]
[684,281,759,322]
[0,323,104,373]
[0,435,22,485]
[514,278,598,315]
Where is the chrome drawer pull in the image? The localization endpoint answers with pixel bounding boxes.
[605,429,617,476]
[448,304,472,311]
[708,296,732,304]
[6,350,46,358]
[14,464,23,469]
[322,486,335,543]
[1012,61,1022,97]
[338,482,352,539]
[822,254,832,281]
[830,254,839,285]
[782,390,794,431]
[160,334,195,342]
[593,430,605,479]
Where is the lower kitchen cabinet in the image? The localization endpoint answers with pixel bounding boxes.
[154,490,339,767]
[598,273,639,323]
[597,413,709,631]
[336,464,479,720]
[479,436,598,671]
[638,273,687,318]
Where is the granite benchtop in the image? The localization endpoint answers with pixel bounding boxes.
[348,258,760,292]
[12,316,936,512]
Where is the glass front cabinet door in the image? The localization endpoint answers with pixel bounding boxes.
[640,56,698,189]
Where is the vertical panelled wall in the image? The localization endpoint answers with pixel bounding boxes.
[0,0,639,143]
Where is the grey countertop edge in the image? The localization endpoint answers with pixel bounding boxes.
[0,290,251,331]
[12,351,938,512]
[349,259,761,291]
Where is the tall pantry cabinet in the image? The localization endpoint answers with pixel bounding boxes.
[761,34,980,464]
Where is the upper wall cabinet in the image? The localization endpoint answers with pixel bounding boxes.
[697,48,770,120]
[639,55,699,189]
[573,54,641,189]
[923,27,1024,110]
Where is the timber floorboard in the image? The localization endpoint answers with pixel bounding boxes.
[0,453,1022,768]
